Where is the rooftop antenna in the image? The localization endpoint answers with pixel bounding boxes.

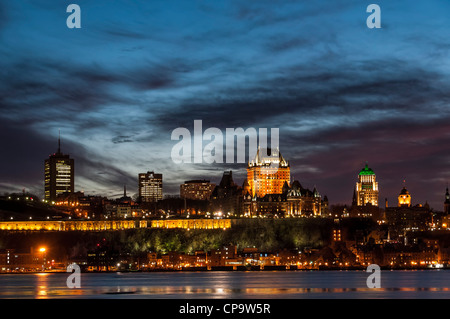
[58,129,61,154]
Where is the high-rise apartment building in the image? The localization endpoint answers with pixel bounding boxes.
[138,171,163,202]
[44,138,74,202]
[355,163,379,206]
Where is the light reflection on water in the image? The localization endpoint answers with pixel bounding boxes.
[0,270,449,299]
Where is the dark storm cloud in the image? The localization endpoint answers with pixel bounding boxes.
[0,56,175,101]
[0,53,184,136]
[151,57,450,133]
[104,28,149,40]
[265,34,313,53]
[112,135,135,144]
[0,59,118,116]
[74,152,137,194]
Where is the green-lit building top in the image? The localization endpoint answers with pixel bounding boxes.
[359,163,375,176]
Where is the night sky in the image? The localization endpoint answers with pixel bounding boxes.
[1,0,450,210]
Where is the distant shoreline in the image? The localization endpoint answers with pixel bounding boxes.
[1,266,448,274]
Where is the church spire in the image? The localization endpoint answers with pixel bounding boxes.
[445,184,450,214]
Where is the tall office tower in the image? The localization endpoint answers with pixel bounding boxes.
[138,171,163,202]
[44,136,74,202]
[247,147,290,198]
[355,163,379,206]
[180,180,215,200]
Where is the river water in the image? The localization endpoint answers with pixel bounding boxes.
[0,270,449,299]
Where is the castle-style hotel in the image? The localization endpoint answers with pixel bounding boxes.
[210,147,328,217]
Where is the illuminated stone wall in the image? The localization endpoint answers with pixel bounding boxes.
[0,220,139,231]
[0,221,63,231]
[150,219,231,230]
[0,219,232,231]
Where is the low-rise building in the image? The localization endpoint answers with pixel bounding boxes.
[0,248,46,272]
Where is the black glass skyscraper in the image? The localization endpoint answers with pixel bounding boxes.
[44,136,74,202]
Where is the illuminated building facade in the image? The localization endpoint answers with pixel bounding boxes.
[398,187,411,207]
[333,229,342,242]
[355,163,379,206]
[242,149,327,217]
[44,139,74,202]
[386,187,432,236]
[210,245,237,267]
[284,181,326,216]
[247,148,290,198]
[0,248,46,272]
[139,171,163,202]
[242,180,327,217]
[180,180,215,200]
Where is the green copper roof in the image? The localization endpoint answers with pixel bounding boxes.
[359,164,375,175]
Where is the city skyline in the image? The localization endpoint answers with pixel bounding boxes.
[1,1,450,209]
[4,138,450,213]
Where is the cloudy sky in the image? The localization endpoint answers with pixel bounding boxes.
[1,0,450,209]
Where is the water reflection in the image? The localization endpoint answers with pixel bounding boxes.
[0,270,448,299]
[95,285,450,298]
[35,273,49,299]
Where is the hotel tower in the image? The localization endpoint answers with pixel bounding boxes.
[247,147,290,198]
[355,163,379,206]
